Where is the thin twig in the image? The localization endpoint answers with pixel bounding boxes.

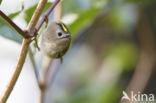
[40,56,52,85]
[42,0,62,87]
[41,0,62,85]
[28,47,40,83]
[27,0,61,86]
[35,0,60,33]
[0,10,30,38]
[53,1,62,22]
[0,0,48,102]
[46,1,62,86]
[47,59,60,86]
[28,0,61,83]
[0,0,61,102]
[38,1,62,103]
[39,56,52,103]
[40,88,45,103]
[27,0,48,36]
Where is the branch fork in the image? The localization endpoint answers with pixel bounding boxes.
[0,0,60,103]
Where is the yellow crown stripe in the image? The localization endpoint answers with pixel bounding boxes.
[61,24,68,32]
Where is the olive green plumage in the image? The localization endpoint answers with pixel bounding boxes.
[39,22,71,58]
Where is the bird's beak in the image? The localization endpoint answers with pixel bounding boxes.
[63,35,71,40]
[66,35,71,39]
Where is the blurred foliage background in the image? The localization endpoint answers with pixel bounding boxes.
[0,0,156,103]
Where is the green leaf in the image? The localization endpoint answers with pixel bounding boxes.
[0,11,21,27]
[68,82,120,103]
[0,17,22,43]
[68,7,100,37]
[0,0,2,5]
[0,26,22,43]
[24,2,52,23]
[105,42,139,70]
[0,17,6,26]
[8,11,21,19]
[0,2,52,43]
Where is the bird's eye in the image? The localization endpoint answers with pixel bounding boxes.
[58,32,62,37]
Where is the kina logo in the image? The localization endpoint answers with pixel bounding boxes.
[121,91,154,102]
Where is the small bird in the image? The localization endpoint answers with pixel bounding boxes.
[39,22,71,61]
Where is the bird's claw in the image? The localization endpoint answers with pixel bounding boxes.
[45,16,49,27]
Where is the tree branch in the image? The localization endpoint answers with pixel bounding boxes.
[40,88,45,103]
[35,0,60,33]
[121,11,156,103]
[0,38,31,103]
[38,1,62,103]
[27,0,48,36]
[27,0,61,89]
[0,0,48,102]
[47,1,62,86]
[27,0,61,86]
[28,0,60,80]
[54,1,62,22]
[28,47,40,83]
[126,12,156,94]
[0,10,30,38]
[0,0,61,102]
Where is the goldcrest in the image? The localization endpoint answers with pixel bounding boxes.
[39,22,71,59]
